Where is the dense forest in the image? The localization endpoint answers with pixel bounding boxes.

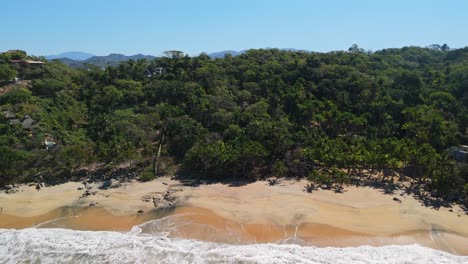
[1,46,467,206]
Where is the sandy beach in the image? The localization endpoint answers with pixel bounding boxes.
[1,177,467,255]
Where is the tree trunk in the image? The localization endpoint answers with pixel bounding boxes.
[153,134,165,176]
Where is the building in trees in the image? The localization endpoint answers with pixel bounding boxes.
[10,60,45,67]
[451,145,468,163]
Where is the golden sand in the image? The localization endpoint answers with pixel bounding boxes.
[0,178,467,255]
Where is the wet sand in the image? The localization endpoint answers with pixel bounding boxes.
[1,178,467,255]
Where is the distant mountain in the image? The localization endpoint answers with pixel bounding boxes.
[84,53,156,67]
[208,50,245,58]
[207,48,310,59]
[52,49,311,68]
[45,51,95,61]
[55,53,157,68]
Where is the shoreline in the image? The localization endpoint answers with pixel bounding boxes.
[1,177,467,255]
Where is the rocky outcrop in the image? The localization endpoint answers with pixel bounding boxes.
[99,179,121,190]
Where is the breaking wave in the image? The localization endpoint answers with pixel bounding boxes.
[1,227,467,264]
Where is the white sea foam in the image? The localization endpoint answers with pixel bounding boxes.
[0,228,467,264]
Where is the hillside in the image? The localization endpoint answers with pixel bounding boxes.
[0,46,467,209]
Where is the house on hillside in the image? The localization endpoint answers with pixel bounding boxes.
[3,111,16,119]
[9,119,21,125]
[450,145,468,163]
[21,115,37,129]
[44,134,57,150]
[145,67,165,78]
[154,67,164,74]
[7,115,38,130]
[10,60,45,67]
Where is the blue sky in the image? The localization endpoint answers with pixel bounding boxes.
[1,0,467,56]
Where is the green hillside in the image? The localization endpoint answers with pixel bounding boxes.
[1,46,467,206]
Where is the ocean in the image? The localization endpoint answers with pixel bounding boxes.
[1,226,467,264]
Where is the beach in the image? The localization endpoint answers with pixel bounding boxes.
[1,177,467,256]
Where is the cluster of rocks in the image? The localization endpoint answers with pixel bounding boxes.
[141,189,177,209]
[137,189,177,215]
[2,184,19,194]
[71,163,141,186]
[79,181,97,198]
[106,168,138,181]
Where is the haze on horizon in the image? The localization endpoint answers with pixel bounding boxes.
[1,0,467,56]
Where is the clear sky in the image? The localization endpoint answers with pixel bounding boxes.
[1,0,467,56]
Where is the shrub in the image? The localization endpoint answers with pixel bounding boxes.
[138,166,155,182]
[0,87,31,104]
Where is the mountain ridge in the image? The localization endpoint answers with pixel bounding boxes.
[52,53,156,68]
[46,48,311,67]
[45,51,95,61]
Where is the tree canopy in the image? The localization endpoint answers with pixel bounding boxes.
[0,46,467,205]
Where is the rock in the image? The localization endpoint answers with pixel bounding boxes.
[80,190,92,198]
[100,179,121,189]
[4,186,19,194]
[77,187,83,190]
[393,197,402,203]
[153,197,160,207]
[162,182,168,185]
[137,210,144,215]
[101,179,112,189]
[89,202,95,207]
[163,191,175,202]
[449,209,453,212]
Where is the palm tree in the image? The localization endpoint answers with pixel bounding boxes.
[430,152,455,195]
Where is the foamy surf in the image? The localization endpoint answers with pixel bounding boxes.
[1,228,467,264]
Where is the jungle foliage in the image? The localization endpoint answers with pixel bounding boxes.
[1,45,467,203]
